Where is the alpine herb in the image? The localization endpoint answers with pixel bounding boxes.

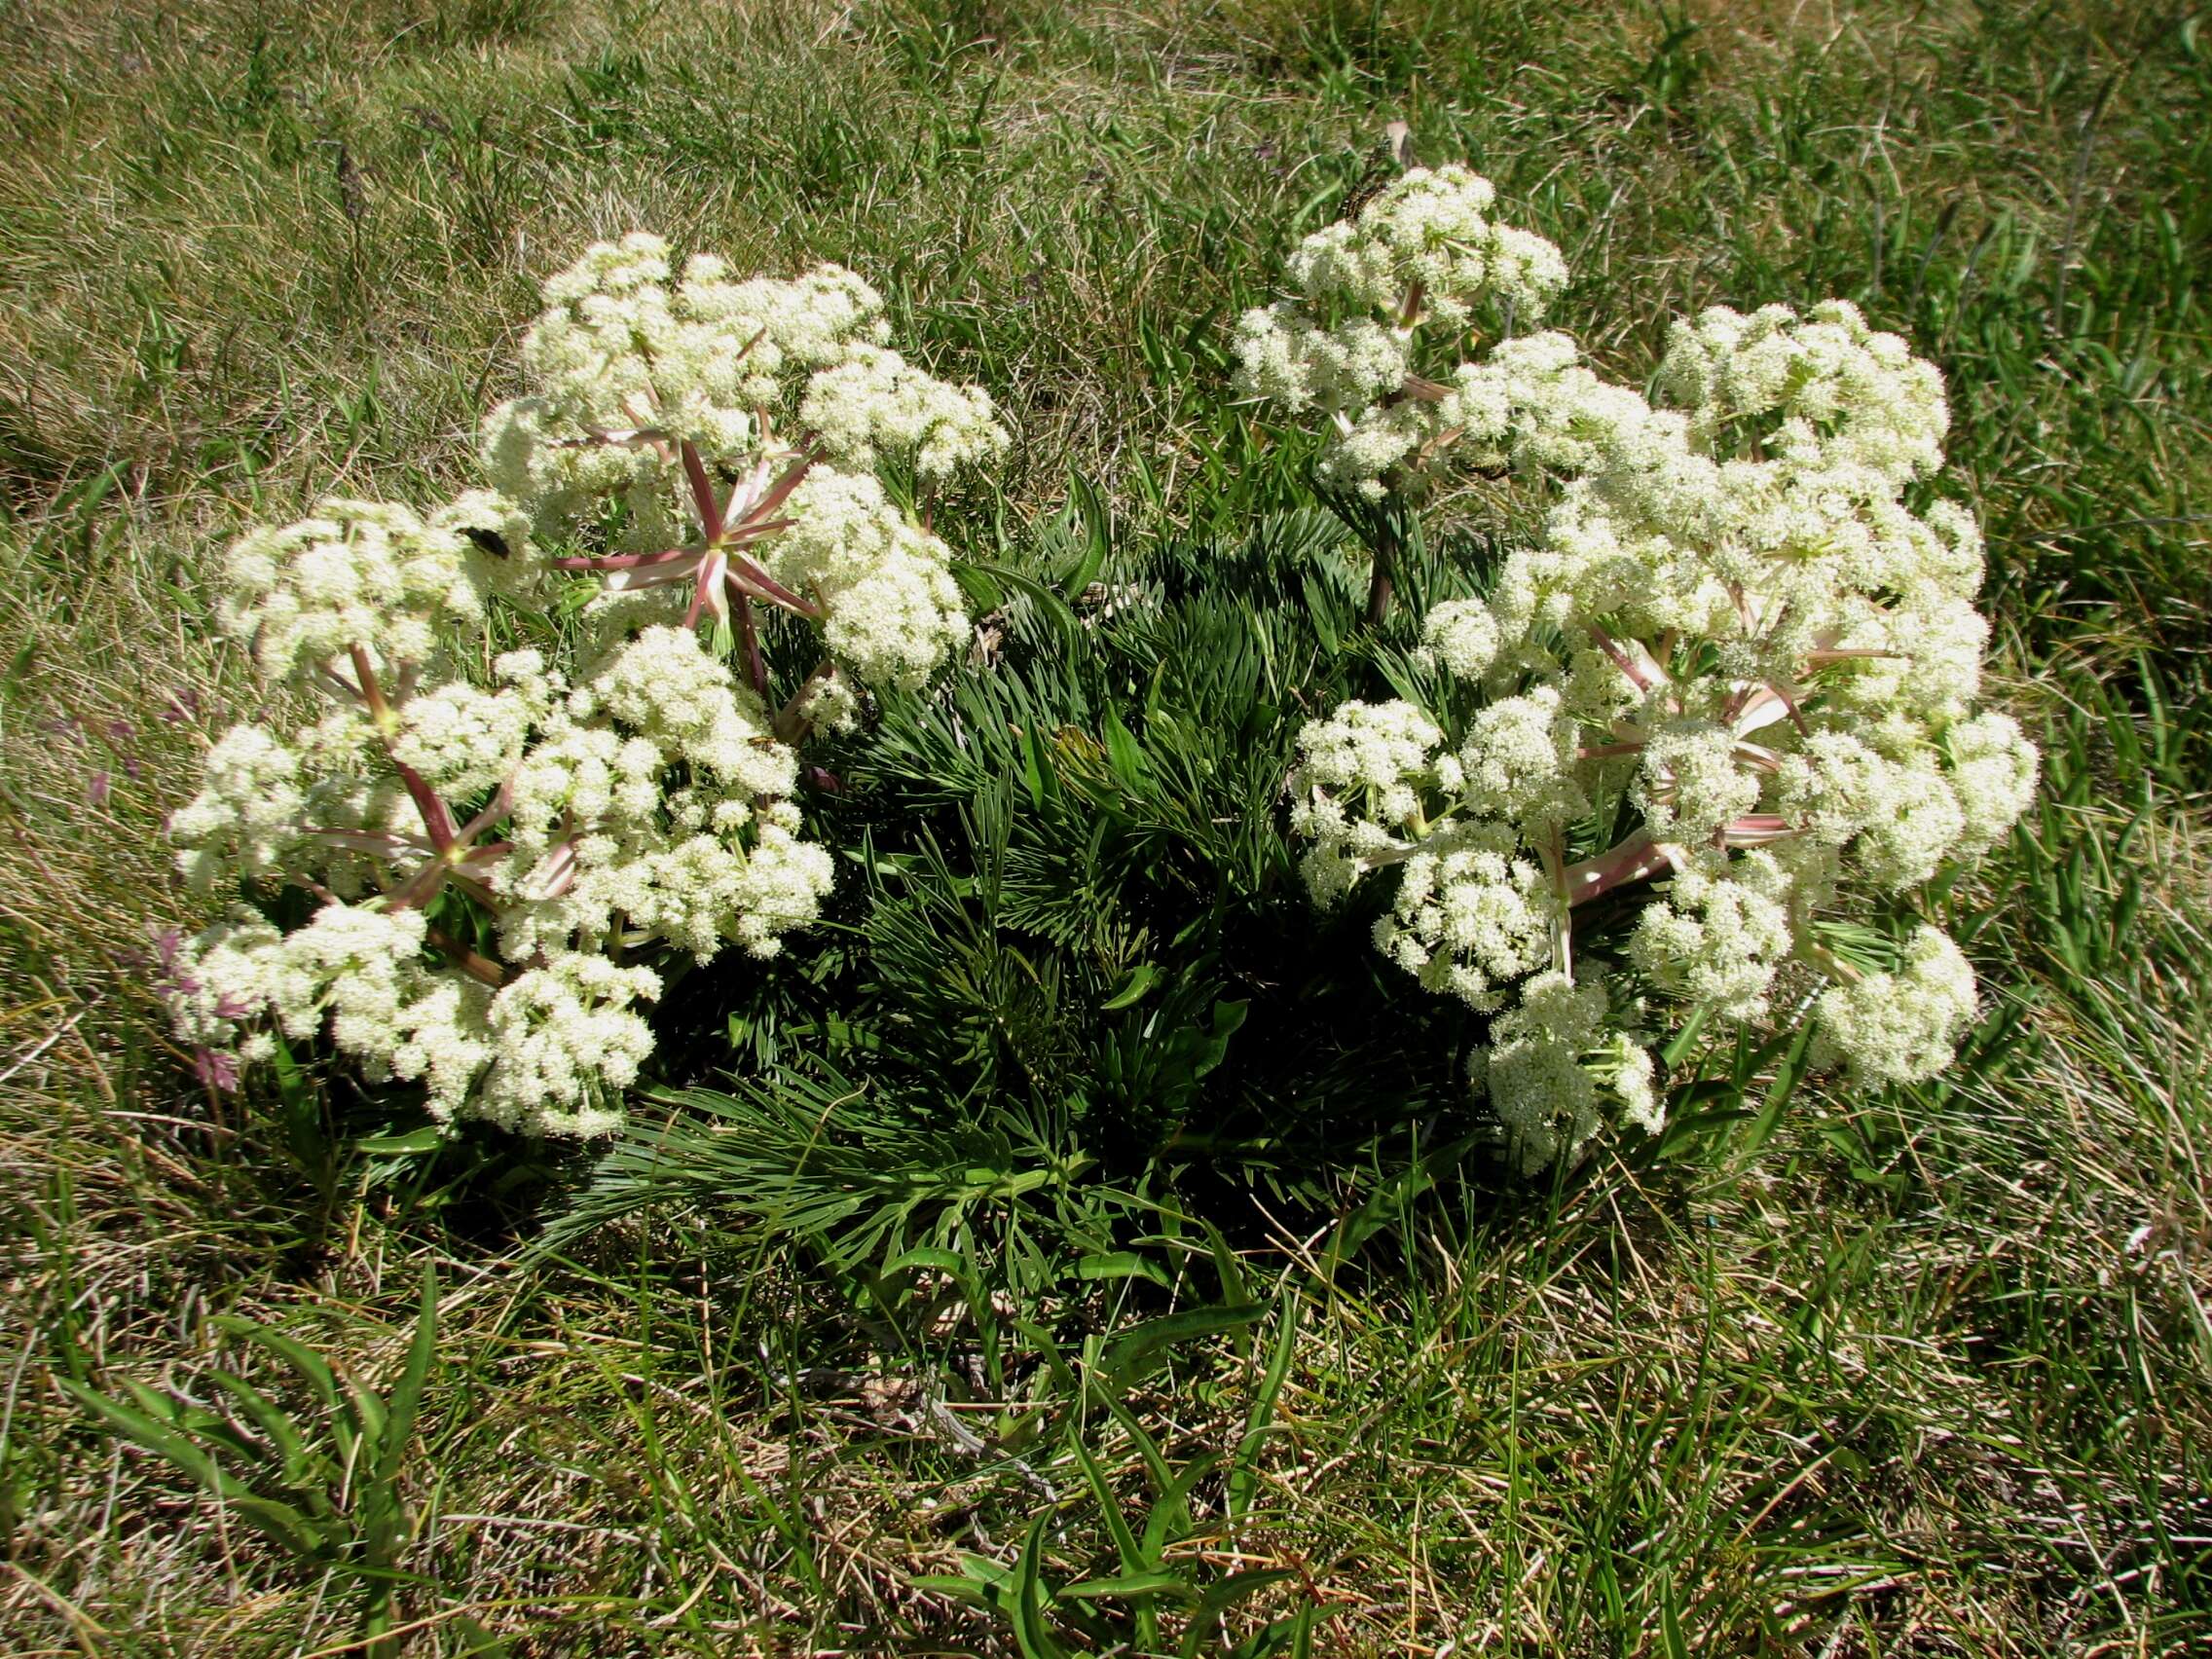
[166,235,1006,1133]
[1241,168,2038,1168]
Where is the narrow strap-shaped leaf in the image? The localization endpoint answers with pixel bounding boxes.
[1103,1396,1175,1501]
[372,1265,438,1493]
[1013,1511,1071,1659]
[1058,1569,1195,1602]
[1737,1016,1817,1160]
[1056,472,1112,599]
[906,1573,997,1610]
[1139,1453,1222,1566]
[1229,1300,1301,1520]
[1098,1304,1267,1396]
[61,1381,235,1501]
[214,1318,345,1423]
[117,1381,259,1463]
[207,1372,321,1494]
[1068,1434,1145,1578]
[60,1382,332,1563]
[1181,1568,1303,1657]
[1200,1220,1250,1309]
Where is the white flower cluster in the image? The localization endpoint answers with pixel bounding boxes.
[480,232,1004,696]
[1232,166,1571,498]
[166,904,652,1136]
[1263,177,2038,1169]
[166,232,1006,1134]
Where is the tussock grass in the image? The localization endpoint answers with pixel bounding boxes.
[2,1,2208,1652]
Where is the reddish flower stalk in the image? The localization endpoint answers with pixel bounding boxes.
[1718,814,1793,848]
[1589,623,1669,695]
[1562,832,1685,905]
[349,645,460,855]
[774,660,840,746]
[423,924,508,988]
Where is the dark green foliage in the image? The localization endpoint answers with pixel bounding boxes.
[566,502,1530,1279]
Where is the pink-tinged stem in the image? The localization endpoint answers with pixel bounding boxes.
[1731,740,1786,773]
[1398,278,1426,329]
[1563,833,1685,905]
[1726,681,1787,733]
[681,440,724,541]
[384,858,450,911]
[1540,828,1572,977]
[349,645,394,727]
[684,554,719,630]
[735,594,767,698]
[390,758,458,853]
[607,563,709,593]
[350,645,459,854]
[423,925,507,988]
[1719,814,1794,848]
[455,780,514,849]
[553,545,702,572]
[774,660,839,746]
[452,842,512,876]
[737,445,820,530]
[548,425,672,450]
[442,869,504,913]
[1589,624,1667,694]
[725,556,823,620]
[524,838,580,902]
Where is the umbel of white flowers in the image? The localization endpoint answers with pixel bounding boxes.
[1239,166,2039,1170]
[164,235,1007,1134]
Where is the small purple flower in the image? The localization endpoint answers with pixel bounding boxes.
[145,928,201,1001]
[86,770,111,806]
[107,719,135,743]
[163,688,203,724]
[194,1048,241,1092]
[212,993,255,1020]
[125,757,143,781]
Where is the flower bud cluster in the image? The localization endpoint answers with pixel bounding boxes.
[478,233,1003,697]
[1233,166,1571,498]
[1263,176,2038,1169]
[165,234,1005,1133]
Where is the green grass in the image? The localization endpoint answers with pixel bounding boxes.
[3,0,2209,1652]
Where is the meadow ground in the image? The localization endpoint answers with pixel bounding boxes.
[2,1,2209,1653]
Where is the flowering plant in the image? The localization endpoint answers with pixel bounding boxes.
[164,235,1006,1134]
[1237,167,2039,1168]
